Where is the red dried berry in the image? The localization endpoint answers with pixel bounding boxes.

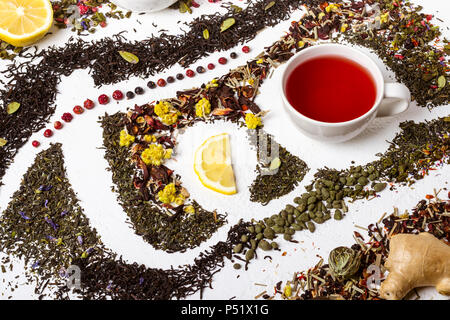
[43,129,53,138]
[98,94,109,105]
[61,113,73,122]
[207,63,215,70]
[186,69,195,78]
[242,46,250,53]
[112,90,124,100]
[54,121,63,130]
[218,57,227,65]
[84,99,95,110]
[100,21,107,28]
[157,78,167,87]
[32,140,40,148]
[73,105,84,114]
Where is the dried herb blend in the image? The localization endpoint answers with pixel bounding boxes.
[232,117,449,263]
[100,43,300,250]
[0,143,102,293]
[269,194,450,300]
[0,143,253,300]
[344,0,450,108]
[249,130,309,205]
[102,113,226,253]
[0,0,320,186]
[52,0,132,34]
[1,0,448,187]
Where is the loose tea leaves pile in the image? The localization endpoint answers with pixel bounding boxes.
[0,143,254,300]
[102,113,226,253]
[0,0,319,186]
[231,117,449,263]
[52,0,132,35]
[344,0,450,108]
[268,193,450,300]
[1,0,448,188]
[0,143,102,294]
[249,130,309,205]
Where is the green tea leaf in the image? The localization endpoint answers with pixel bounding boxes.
[220,18,236,32]
[269,157,281,171]
[422,73,435,81]
[118,51,139,64]
[179,1,192,14]
[444,44,450,55]
[7,102,20,114]
[265,1,276,11]
[0,138,7,147]
[203,29,210,40]
[230,5,243,13]
[437,75,446,88]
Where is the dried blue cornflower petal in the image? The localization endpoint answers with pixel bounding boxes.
[77,235,83,245]
[44,216,59,231]
[38,185,53,192]
[32,261,40,269]
[60,210,68,217]
[19,211,31,220]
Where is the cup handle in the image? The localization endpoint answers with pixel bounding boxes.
[376,83,411,117]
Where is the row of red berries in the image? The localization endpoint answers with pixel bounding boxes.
[32,46,251,148]
[32,94,116,147]
[149,46,250,88]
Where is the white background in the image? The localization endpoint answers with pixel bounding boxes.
[0,0,449,300]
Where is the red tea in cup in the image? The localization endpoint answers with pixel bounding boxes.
[285,55,377,123]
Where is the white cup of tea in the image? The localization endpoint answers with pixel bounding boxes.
[280,43,411,143]
[110,0,177,12]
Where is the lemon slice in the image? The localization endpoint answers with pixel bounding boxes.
[194,133,237,195]
[0,0,53,47]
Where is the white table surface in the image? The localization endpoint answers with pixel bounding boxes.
[0,0,449,300]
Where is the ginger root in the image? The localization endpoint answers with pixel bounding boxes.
[380,232,450,300]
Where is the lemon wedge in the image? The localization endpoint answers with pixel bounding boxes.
[194,133,237,195]
[0,0,53,47]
